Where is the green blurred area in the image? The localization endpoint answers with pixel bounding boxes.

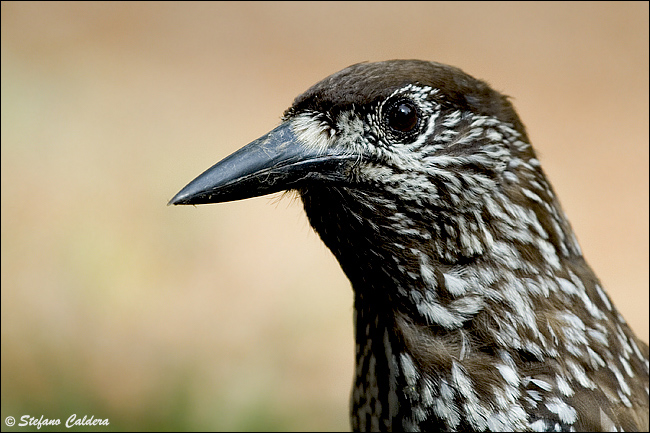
[1,2,648,431]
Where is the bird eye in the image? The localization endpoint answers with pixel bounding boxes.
[385,100,419,133]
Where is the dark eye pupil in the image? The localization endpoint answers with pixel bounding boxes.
[387,101,418,132]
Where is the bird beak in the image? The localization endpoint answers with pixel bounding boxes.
[169,120,353,205]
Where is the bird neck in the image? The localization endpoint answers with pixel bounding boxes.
[301,184,608,430]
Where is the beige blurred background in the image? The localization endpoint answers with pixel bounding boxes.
[1,2,647,431]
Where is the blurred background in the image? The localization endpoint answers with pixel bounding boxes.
[1,2,648,431]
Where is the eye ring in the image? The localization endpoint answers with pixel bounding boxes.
[385,99,419,133]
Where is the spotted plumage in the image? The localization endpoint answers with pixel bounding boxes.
[170,60,649,431]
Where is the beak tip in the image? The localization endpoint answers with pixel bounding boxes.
[168,190,192,206]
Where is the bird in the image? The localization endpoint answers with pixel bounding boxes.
[169,60,649,431]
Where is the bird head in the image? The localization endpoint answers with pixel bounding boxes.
[170,60,571,275]
[170,60,528,202]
